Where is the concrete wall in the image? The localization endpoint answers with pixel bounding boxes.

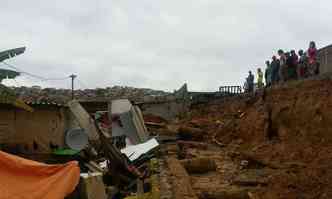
[318,45,332,75]
[0,106,77,154]
[139,100,188,121]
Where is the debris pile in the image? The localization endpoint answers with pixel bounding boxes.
[156,79,332,199]
[1,78,332,198]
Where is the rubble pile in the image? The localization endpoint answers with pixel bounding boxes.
[157,79,332,199]
[2,78,332,199]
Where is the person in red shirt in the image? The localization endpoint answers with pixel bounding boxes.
[308,41,317,64]
[307,41,318,76]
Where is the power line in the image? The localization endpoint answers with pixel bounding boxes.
[75,78,99,100]
[77,79,90,89]
[1,61,70,81]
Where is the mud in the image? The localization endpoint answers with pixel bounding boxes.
[160,79,332,199]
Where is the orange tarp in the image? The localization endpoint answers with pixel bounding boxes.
[0,151,80,199]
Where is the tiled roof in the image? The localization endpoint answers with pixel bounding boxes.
[24,100,65,107]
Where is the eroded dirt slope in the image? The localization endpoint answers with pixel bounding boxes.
[179,79,332,199]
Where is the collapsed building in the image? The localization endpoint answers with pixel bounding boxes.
[1,44,332,199]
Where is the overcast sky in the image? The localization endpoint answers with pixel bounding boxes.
[1,0,332,91]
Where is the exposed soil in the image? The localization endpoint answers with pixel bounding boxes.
[159,79,332,199]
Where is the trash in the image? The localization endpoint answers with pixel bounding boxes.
[121,138,159,161]
[240,160,249,169]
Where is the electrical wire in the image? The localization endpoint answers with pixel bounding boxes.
[76,79,94,98]
[1,61,70,81]
[77,79,90,89]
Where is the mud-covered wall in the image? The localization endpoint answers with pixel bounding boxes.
[184,79,332,198]
[0,107,77,154]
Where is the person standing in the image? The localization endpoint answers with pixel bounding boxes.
[278,49,287,82]
[257,68,264,88]
[285,52,293,81]
[289,50,298,80]
[298,50,306,78]
[271,55,280,84]
[247,71,254,93]
[307,41,318,76]
[265,61,272,87]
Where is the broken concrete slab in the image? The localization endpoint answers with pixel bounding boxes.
[111,99,148,145]
[68,100,100,140]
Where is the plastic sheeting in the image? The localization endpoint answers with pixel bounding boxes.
[0,150,80,199]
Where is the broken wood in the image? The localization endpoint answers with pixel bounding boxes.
[177,126,204,140]
[144,122,166,128]
[241,152,307,170]
[177,140,208,150]
[167,158,199,199]
[200,186,254,199]
[180,157,217,174]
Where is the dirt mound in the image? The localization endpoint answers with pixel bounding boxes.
[182,79,332,198]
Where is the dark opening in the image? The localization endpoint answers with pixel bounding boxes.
[49,142,59,150]
[33,141,39,150]
[267,108,278,140]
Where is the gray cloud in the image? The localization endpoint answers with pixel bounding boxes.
[1,0,332,91]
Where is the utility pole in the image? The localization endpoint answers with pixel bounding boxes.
[69,74,77,100]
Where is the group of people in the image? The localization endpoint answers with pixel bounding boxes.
[245,41,319,92]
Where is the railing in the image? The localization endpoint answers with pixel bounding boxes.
[219,86,243,94]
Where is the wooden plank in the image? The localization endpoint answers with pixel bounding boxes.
[132,106,148,142]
